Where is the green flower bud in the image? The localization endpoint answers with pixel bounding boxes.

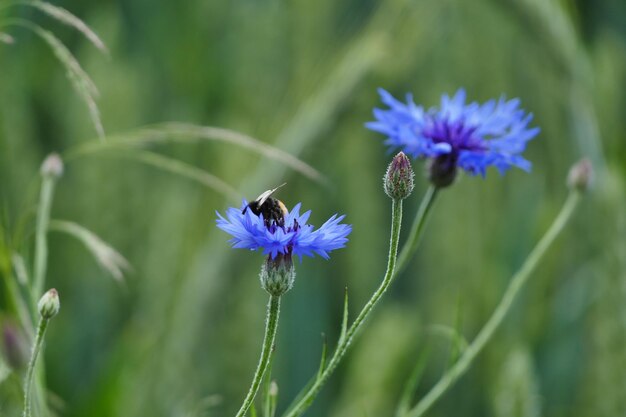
[567,158,593,192]
[260,254,295,296]
[38,288,60,319]
[384,152,415,200]
[40,153,64,179]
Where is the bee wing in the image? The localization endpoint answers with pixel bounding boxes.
[256,183,286,206]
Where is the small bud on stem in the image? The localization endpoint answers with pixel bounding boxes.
[38,289,60,319]
[567,158,593,192]
[40,153,64,179]
[384,152,415,200]
[260,254,295,296]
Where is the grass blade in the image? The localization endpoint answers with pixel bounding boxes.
[282,335,328,414]
[395,346,431,417]
[426,325,469,360]
[5,19,105,140]
[105,150,241,202]
[338,287,349,345]
[48,220,130,281]
[316,334,328,381]
[20,0,108,53]
[63,123,326,185]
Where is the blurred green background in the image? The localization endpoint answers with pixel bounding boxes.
[1,0,625,416]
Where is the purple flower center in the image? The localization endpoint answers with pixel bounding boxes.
[422,117,486,154]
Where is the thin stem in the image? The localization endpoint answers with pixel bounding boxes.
[406,191,582,417]
[236,295,281,417]
[283,199,403,417]
[33,176,56,299]
[396,186,438,275]
[22,316,49,417]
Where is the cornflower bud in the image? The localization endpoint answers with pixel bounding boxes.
[567,158,593,192]
[38,289,60,319]
[260,254,295,296]
[384,152,415,200]
[40,153,64,179]
[427,154,458,188]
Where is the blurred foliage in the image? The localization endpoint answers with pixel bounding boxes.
[0,0,625,416]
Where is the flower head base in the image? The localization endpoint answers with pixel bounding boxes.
[367,89,540,186]
[216,201,351,261]
[260,254,295,296]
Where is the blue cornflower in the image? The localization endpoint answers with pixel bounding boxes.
[366,88,539,185]
[216,201,351,260]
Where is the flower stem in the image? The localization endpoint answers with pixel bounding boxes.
[282,198,404,417]
[395,186,438,275]
[405,191,582,417]
[33,175,56,299]
[22,316,50,417]
[236,295,281,417]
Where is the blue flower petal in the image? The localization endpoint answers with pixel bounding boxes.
[368,88,539,176]
[216,200,351,260]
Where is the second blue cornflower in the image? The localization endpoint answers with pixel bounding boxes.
[366,89,540,187]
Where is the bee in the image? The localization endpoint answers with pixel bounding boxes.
[242,183,288,228]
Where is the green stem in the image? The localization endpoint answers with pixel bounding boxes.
[405,191,582,417]
[236,295,281,417]
[33,175,56,299]
[22,316,49,417]
[283,199,404,417]
[395,186,438,275]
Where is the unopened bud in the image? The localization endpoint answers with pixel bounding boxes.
[384,152,415,200]
[567,158,593,192]
[269,381,278,397]
[38,289,60,319]
[260,254,295,296]
[40,153,64,178]
[427,154,458,188]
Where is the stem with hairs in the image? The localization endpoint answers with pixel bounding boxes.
[395,186,438,275]
[236,295,281,417]
[33,175,56,299]
[22,316,49,417]
[405,191,582,417]
[282,198,403,417]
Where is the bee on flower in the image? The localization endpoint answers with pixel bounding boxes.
[216,187,351,295]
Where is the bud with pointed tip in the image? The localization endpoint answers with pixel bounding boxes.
[38,289,60,319]
[40,153,64,179]
[567,158,593,192]
[384,152,415,200]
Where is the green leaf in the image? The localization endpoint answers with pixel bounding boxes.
[316,334,328,381]
[338,287,349,345]
[395,346,431,417]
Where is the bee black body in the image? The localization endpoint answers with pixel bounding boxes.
[242,185,288,229]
